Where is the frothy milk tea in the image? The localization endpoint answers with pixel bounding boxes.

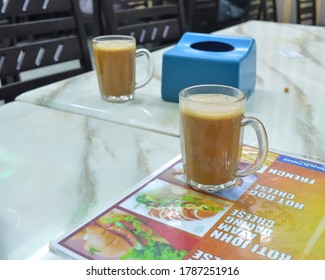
[93,40,135,97]
[180,94,245,186]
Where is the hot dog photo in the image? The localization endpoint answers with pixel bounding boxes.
[120,179,232,236]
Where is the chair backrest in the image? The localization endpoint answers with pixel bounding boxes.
[244,0,263,21]
[296,0,316,25]
[99,0,186,51]
[262,0,277,21]
[79,0,103,36]
[0,0,92,103]
[186,0,219,33]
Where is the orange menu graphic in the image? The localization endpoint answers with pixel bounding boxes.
[51,146,325,260]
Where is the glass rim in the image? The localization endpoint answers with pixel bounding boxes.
[179,84,246,103]
[92,35,135,43]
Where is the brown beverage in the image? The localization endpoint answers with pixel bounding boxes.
[93,40,135,98]
[180,94,244,186]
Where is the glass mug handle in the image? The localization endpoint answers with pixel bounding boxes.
[236,117,268,177]
[135,48,155,89]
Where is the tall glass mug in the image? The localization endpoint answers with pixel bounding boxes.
[179,84,268,192]
[92,35,154,102]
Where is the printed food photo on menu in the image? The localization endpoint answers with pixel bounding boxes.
[60,208,197,260]
[119,180,233,237]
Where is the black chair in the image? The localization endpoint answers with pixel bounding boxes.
[262,0,277,21]
[215,0,245,31]
[79,0,103,36]
[0,0,93,103]
[243,0,263,21]
[296,0,316,25]
[99,0,186,51]
[185,0,219,33]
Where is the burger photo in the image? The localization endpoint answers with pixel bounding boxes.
[72,209,189,260]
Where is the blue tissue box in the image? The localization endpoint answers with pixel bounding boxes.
[161,32,256,102]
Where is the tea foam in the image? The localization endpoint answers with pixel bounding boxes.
[181,93,244,118]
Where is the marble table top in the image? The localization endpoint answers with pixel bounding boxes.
[0,102,180,259]
[17,21,325,162]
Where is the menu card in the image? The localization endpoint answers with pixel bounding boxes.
[50,146,325,260]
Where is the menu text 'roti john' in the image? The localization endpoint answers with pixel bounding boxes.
[209,209,292,260]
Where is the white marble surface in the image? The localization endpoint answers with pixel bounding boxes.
[0,102,180,259]
[17,21,325,162]
[16,58,180,137]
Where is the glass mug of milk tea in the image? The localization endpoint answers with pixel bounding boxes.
[180,84,268,192]
[92,35,154,102]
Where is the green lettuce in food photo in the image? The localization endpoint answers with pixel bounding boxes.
[79,213,188,260]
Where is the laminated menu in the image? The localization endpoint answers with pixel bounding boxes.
[50,146,325,260]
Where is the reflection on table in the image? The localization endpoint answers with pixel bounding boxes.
[0,102,180,259]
